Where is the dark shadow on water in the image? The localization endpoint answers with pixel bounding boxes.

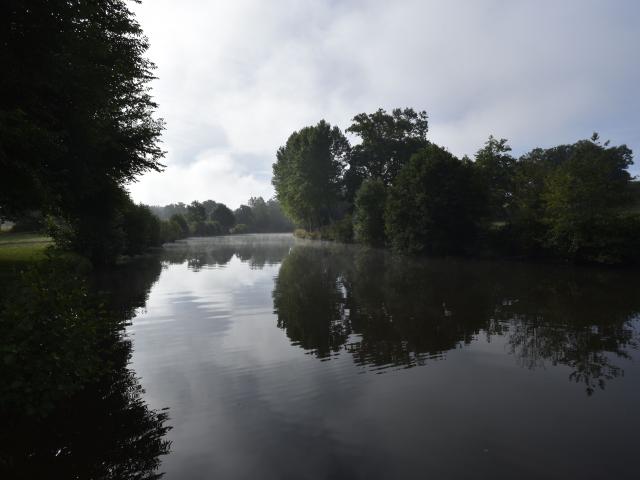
[0,255,171,479]
[273,243,640,394]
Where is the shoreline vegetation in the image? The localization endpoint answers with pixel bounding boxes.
[0,195,292,271]
[0,3,174,474]
[273,109,640,266]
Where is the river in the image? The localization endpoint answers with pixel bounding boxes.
[126,233,640,479]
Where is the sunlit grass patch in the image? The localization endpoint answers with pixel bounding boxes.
[0,233,53,265]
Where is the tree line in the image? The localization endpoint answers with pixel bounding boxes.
[149,196,293,243]
[272,108,640,264]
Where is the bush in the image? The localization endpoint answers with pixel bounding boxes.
[294,216,354,243]
[320,215,353,243]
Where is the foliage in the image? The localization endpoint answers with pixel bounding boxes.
[272,120,349,229]
[385,144,485,255]
[320,215,354,243]
[186,201,207,224]
[293,215,354,243]
[344,108,428,199]
[159,219,183,244]
[275,111,639,264]
[353,178,387,246]
[230,224,249,234]
[211,204,236,231]
[0,0,164,263]
[541,138,635,262]
[46,186,162,263]
[122,203,161,256]
[247,197,294,232]
[192,220,222,236]
[234,205,255,227]
[151,197,293,238]
[475,135,515,220]
[150,203,188,220]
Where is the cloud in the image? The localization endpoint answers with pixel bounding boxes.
[129,0,640,207]
[127,151,273,207]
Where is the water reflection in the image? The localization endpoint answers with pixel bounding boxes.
[162,234,294,271]
[123,235,640,478]
[2,340,171,479]
[273,243,640,393]
[1,257,171,479]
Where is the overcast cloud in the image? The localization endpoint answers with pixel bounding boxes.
[128,0,640,208]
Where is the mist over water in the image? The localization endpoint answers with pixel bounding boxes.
[127,234,640,479]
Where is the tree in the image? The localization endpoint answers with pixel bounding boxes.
[211,204,236,231]
[272,120,349,229]
[186,201,206,224]
[542,136,638,263]
[385,144,485,255]
[353,178,387,246]
[249,196,269,231]
[266,198,294,232]
[0,0,164,261]
[474,135,515,220]
[169,214,190,237]
[345,108,428,199]
[121,202,161,255]
[202,200,219,219]
[234,205,255,230]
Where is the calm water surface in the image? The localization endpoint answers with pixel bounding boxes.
[127,234,640,479]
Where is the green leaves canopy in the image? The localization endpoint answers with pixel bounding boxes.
[272,120,349,229]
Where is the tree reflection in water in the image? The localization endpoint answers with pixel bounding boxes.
[0,256,171,479]
[273,243,640,394]
[161,234,295,271]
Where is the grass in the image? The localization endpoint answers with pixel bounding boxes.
[0,232,53,266]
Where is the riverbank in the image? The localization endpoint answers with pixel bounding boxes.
[0,232,53,265]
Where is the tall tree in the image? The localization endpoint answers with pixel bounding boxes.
[234,205,255,229]
[272,120,349,229]
[345,108,428,199]
[474,135,515,220]
[186,201,206,224]
[0,0,164,261]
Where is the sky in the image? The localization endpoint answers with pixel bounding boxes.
[128,0,640,209]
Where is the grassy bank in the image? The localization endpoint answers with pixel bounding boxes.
[0,233,53,265]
